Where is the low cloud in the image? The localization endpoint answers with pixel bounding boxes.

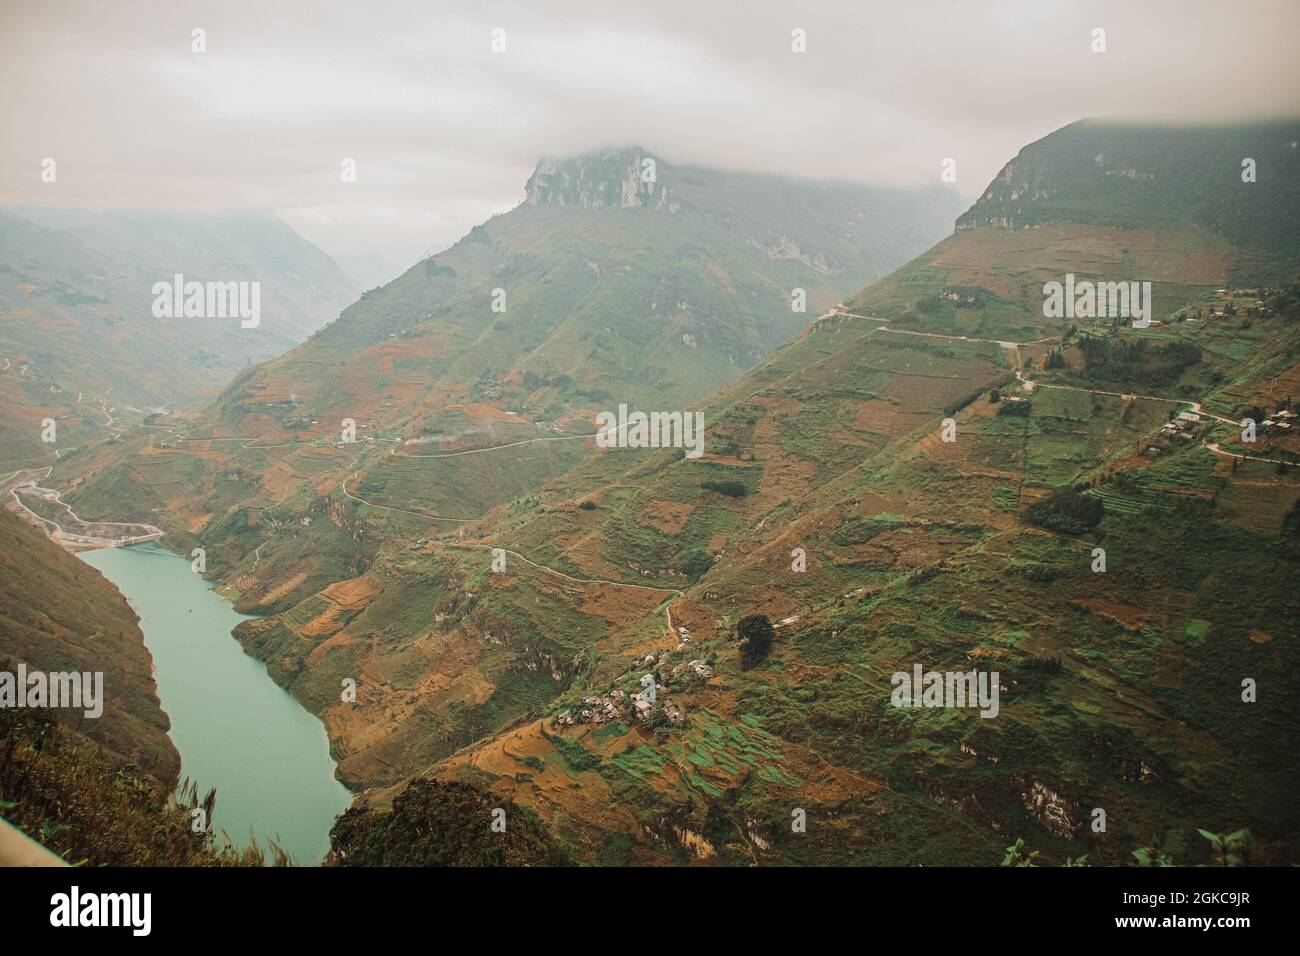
[2,0,1297,286]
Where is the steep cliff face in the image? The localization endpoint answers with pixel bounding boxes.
[519,146,965,286]
[524,147,675,210]
[0,507,180,785]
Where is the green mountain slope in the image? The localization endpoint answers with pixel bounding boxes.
[956,119,1300,284]
[843,119,1300,343]
[207,147,961,424]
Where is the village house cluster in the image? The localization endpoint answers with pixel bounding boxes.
[1146,409,1203,456]
[1156,410,1202,443]
[554,687,630,727]
[938,286,987,306]
[553,679,689,728]
[553,625,714,730]
[1260,408,1295,432]
[1209,288,1269,319]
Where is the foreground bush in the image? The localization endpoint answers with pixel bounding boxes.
[328,778,572,866]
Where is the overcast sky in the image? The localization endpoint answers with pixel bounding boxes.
[3,0,1299,287]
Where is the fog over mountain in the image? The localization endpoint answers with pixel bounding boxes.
[2,0,1298,286]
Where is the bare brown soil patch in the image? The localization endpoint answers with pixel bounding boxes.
[853,527,970,571]
[636,499,694,533]
[572,583,665,630]
[748,393,818,507]
[1075,597,1149,631]
[439,721,640,837]
[852,398,930,438]
[914,427,968,465]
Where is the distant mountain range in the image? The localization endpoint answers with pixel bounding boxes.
[0,208,358,465]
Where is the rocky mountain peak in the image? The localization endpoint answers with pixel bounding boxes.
[523,146,675,210]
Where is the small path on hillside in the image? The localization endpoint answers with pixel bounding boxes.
[826,308,1062,348]
[391,419,642,459]
[1205,442,1295,467]
[0,454,59,472]
[445,540,683,642]
[77,393,118,431]
[1014,369,1238,423]
[4,466,163,546]
[340,471,481,522]
[141,419,626,461]
[393,428,597,459]
[447,540,683,598]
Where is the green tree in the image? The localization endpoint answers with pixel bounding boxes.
[737,614,774,669]
[682,548,715,582]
